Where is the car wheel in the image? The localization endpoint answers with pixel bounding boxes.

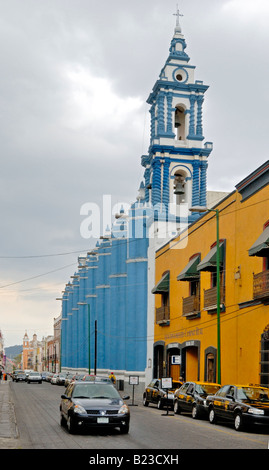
[209,407,217,424]
[120,423,129,434]
[234,412,244,431]
[67,415,77,434]
[143,395,149,407]
[174,400,181,414]
[60,414,66,427]
[157,398,163,410]
[191,404,200,419]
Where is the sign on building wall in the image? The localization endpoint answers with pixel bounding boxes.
[171,355,181,365]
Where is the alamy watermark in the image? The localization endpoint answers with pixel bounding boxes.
[80,195,189,249]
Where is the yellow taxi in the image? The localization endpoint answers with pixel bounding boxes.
[206,384,269,431]
[173,381,220,419]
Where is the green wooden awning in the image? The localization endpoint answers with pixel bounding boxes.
[177,255,200,281]
[248,226,269,257]
[152,271,170,294]
[197,242,224,272]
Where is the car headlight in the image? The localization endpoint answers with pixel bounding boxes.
[247,407,264,415]
[73,404,87,415]
[118,404,129,415]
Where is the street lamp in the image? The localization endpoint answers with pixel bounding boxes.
[189,205,221,384]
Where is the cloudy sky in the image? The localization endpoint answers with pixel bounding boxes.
[1,0,268,348]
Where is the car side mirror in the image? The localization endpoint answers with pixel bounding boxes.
[61,394,70,400]
[122,395,130,400]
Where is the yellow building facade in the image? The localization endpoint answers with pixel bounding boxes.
[153,161,269,387]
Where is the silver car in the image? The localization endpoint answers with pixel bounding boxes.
[27,372,42,384]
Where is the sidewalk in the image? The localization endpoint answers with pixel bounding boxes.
[0,380,20,449]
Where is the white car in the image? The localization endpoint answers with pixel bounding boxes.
[51,374,59,384]
[27,372,42,384]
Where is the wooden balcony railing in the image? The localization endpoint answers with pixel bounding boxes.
[253,270,269,301]
[182,294,200,316]
[156,305,170,324]
[204,286,225,310]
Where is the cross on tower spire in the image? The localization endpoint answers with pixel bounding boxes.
[173,4,183,32]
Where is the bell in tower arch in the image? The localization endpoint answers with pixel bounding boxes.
[174,105,186,140]
[174,174,185,195]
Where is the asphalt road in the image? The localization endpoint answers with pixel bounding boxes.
[9,381,269,451]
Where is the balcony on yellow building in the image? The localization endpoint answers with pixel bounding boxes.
[156,305,170,325]
[204,285,225,311]
[253,270,269,301]
[182,294,200,317]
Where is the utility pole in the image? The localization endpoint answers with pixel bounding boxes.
[94,320,97,375]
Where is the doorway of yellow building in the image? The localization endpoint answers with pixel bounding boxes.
[185,346,198,381]
[166,344,181,381]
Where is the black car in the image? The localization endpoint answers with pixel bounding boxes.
[12,370,23,381]
[15,372,27,382]
[143,379,182,410]
[60,381,130,434]
[206,384,269,431]
[173,381,220,418]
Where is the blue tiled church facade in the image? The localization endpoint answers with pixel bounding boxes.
[61,205,149,375]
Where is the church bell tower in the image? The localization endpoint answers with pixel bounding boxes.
[141,7,213,223]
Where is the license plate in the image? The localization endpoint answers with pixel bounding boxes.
[97,417,109,424]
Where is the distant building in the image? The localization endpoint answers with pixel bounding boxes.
[41,335,53,371]
[22,331,42,372]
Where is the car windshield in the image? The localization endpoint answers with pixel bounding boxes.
[196,384,220,395]
[237,387,269,402]
[30,372,39,376]
[72,383,120,399]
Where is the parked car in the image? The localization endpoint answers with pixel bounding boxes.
[64,373,73,387]
[51,374,59,384]
[27,372,42,384]
[15,371,27,382]
[82,375,111,383]
[173,381,221,418]
[57,373,68,385]
[46,372,54,382]
[143,379,182,410]
[60,380,130,434]
[67,374,85,385]
[206,384,269,431]
[41,371,49,381]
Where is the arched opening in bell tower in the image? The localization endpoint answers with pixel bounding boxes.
[174,105,186,140]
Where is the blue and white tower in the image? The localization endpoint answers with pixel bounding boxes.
[143,8,213,222]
